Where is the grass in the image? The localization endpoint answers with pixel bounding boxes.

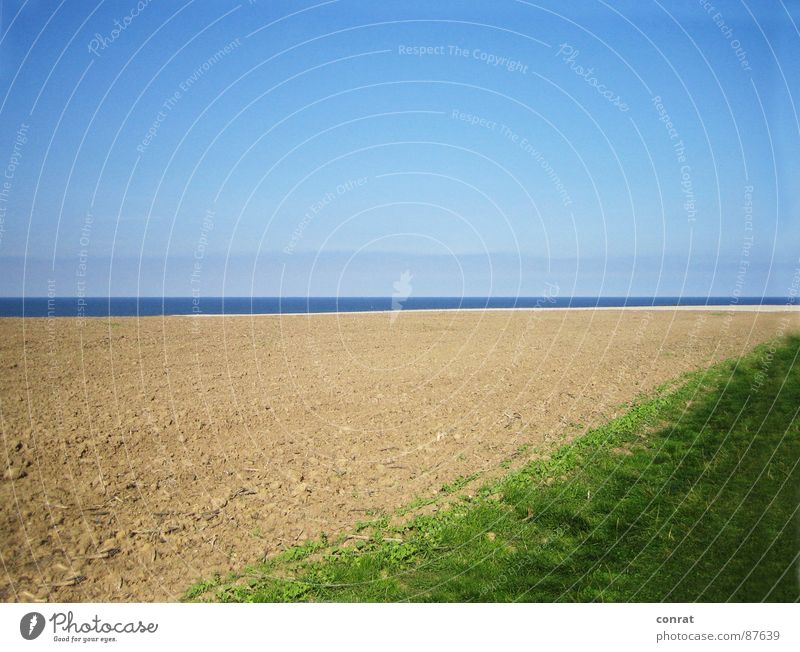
[186,334,800,602]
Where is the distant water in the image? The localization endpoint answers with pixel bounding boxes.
[0,296,792,318]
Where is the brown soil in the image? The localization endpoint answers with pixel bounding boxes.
[1,308,797,601]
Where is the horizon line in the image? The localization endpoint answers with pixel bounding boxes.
[1,295,795,301]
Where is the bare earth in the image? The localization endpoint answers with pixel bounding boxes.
[1,308,798,602]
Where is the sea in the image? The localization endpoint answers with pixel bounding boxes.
[0,296,792,318]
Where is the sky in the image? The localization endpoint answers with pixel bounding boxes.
[0,0,798,298]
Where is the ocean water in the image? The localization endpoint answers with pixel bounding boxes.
[0,296,791,318]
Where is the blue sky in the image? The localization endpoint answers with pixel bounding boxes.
[0,0,797,297]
